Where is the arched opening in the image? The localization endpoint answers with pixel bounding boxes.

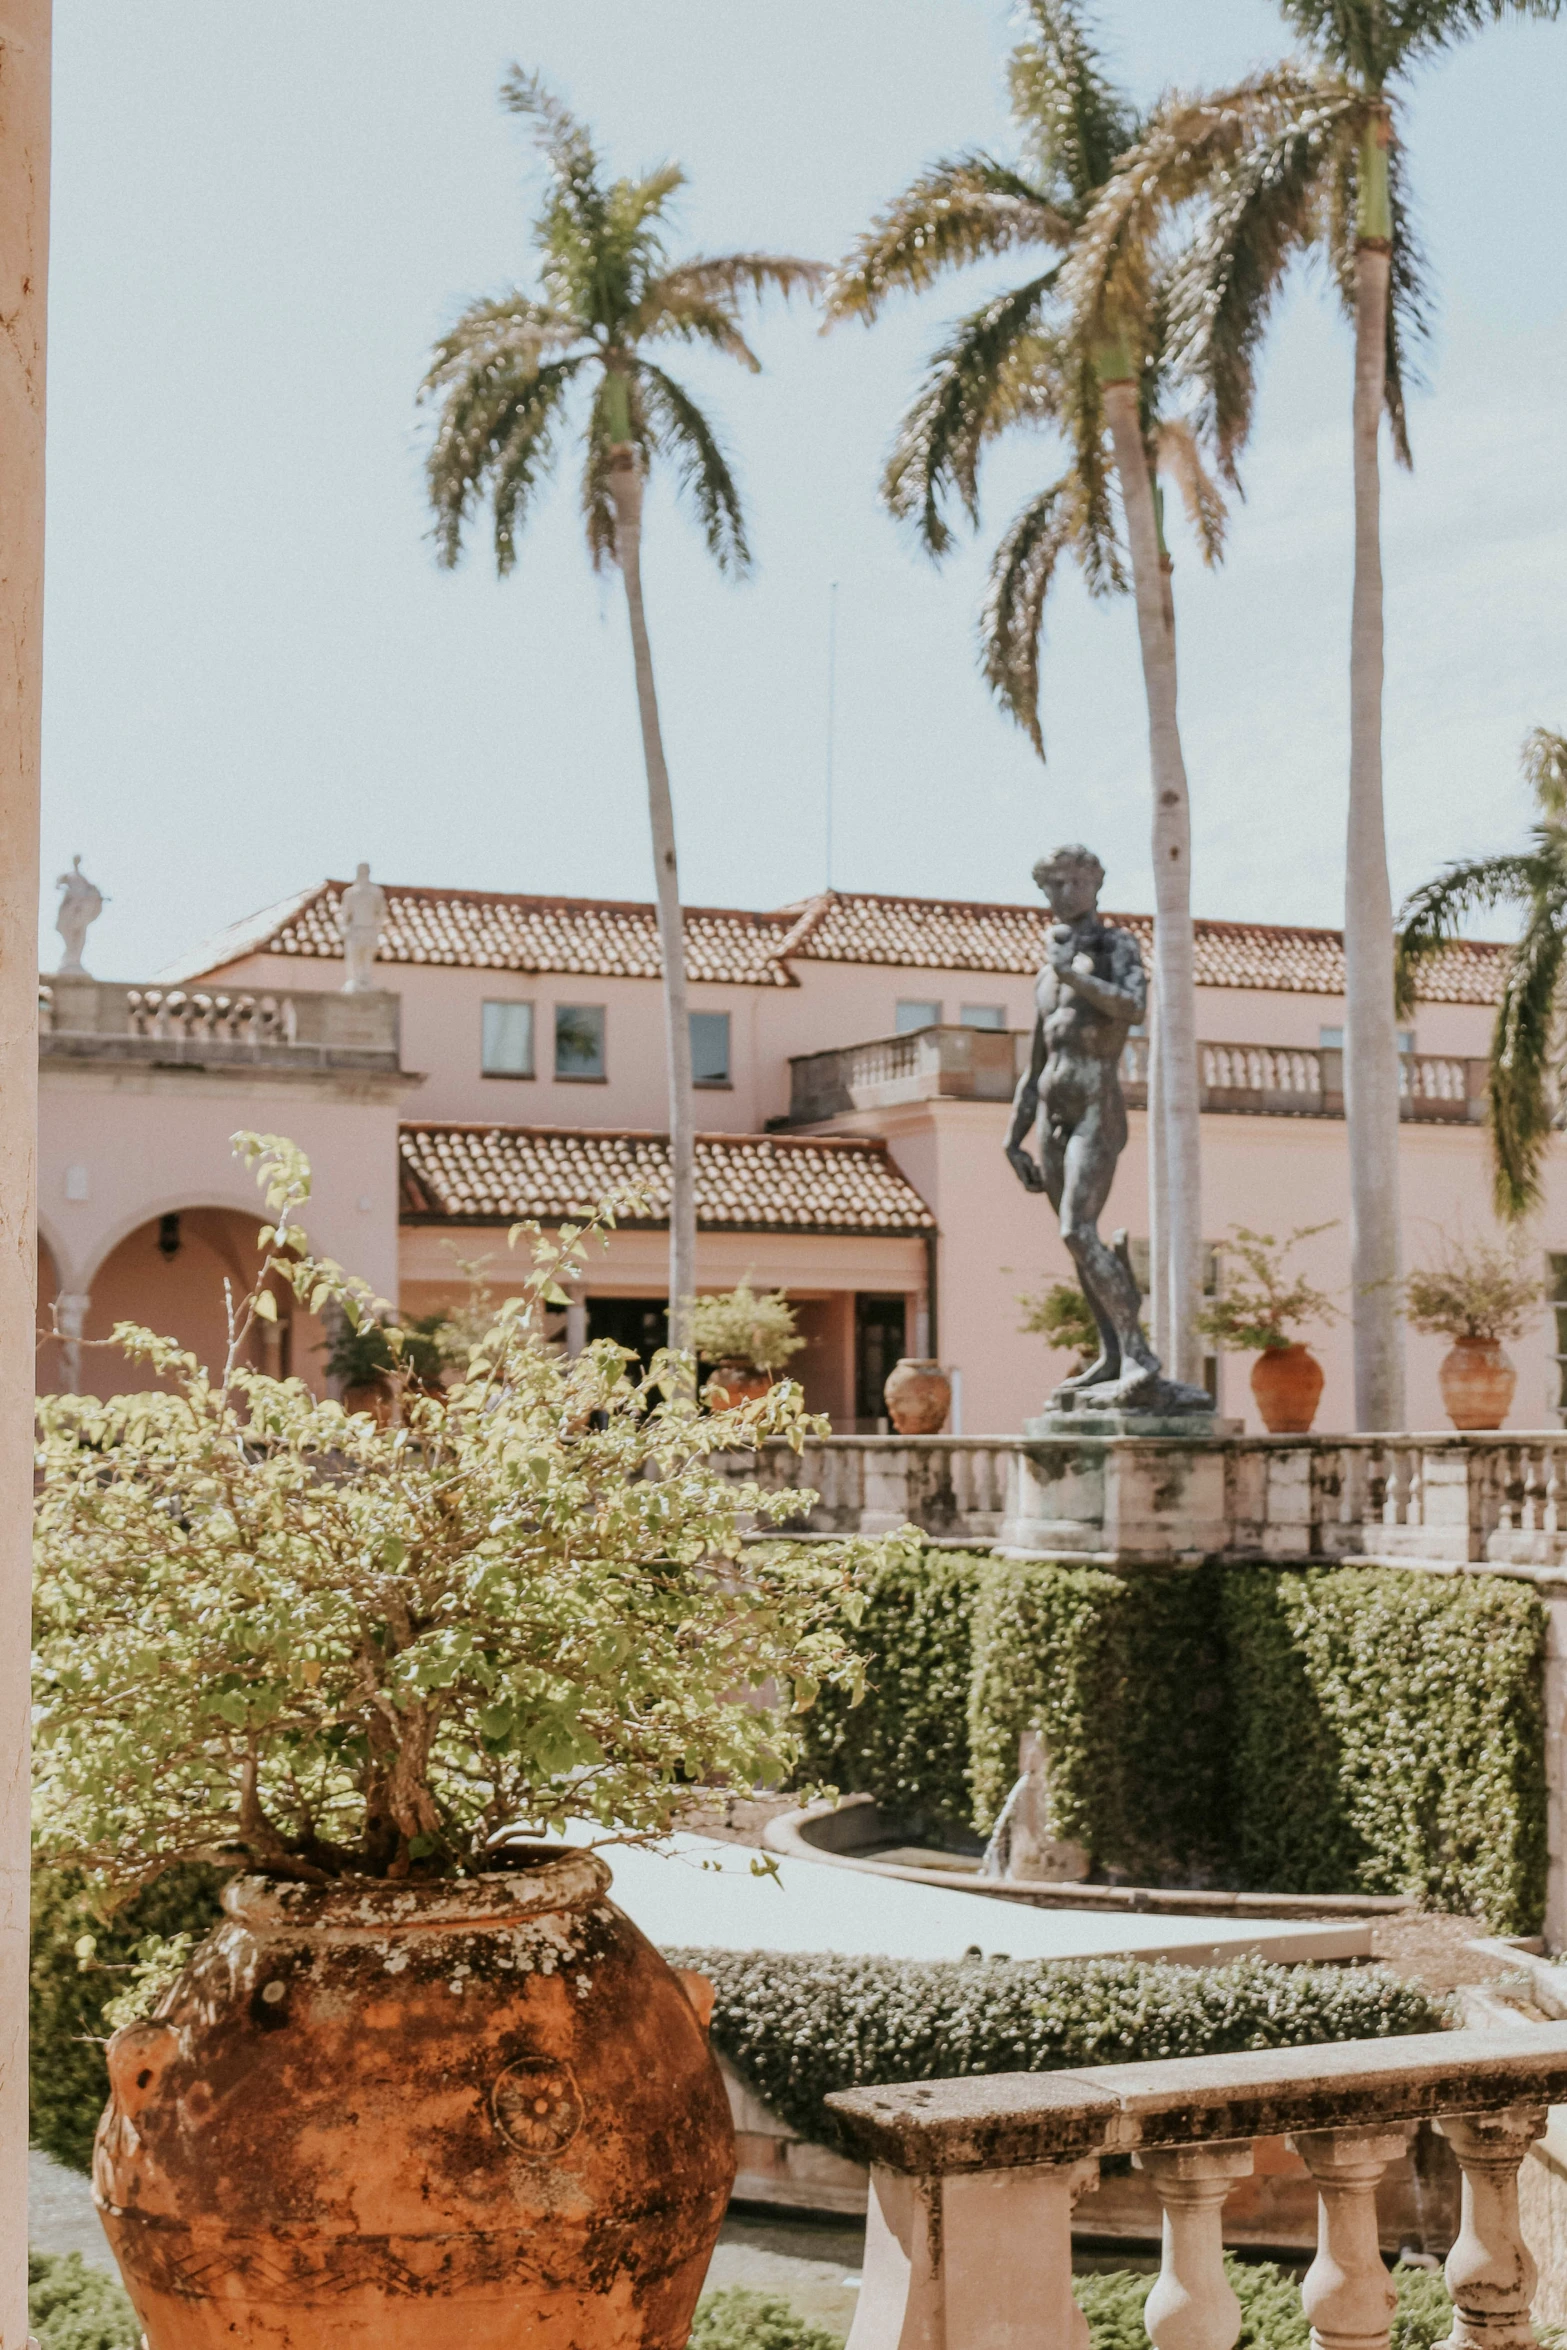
[78,1208,296,1400]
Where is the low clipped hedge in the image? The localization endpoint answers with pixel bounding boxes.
[1074,2258,1456,2350]
[665,1945,1444,2155]
[799,1552,1548,1930]
[28,2253,140,2350]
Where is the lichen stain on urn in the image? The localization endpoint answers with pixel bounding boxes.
[92,1847,734,2347]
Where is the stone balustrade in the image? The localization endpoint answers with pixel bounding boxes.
[728,1431,1567,1571]
[38,973,403,1072]
[783,1027,1488,1129]
[829,2026,1567,2350]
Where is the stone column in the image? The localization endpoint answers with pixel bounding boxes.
[0,10,50,2344]
[1437,2105,1547,2350]
[1136,2139,1254,2350]
[846,2157,1098,2350]
[1294,2125,1413,2350]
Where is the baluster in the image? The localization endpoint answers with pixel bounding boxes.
[1526,1446,1549,1534]
[1391,1445,1415,1528]
[949,1446,974,1533]
[1435,2104,1547,2349]
[1366,1444,1390,1529]
[1502,1447,1525,1536]
[1136,2140,1254,2350]
[1547,1444,1566,1551]
[1294,2125,1412,2350]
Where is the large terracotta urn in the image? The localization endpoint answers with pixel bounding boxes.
[707,1361,772,1411]
[93,1847,734,2350]
[883,1358,951,1435]
[1251,1343,1324,1435]
[1439,1337,1516,1431]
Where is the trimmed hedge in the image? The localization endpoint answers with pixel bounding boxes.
[665,1945,1443,2155]
[805,1552,1548,1929]
[31,1865,225,2173]
[28,2253,139,2350]
[1222,1567,1547,1928]
[690,2291,843,2350]
[796,1547,981,1838]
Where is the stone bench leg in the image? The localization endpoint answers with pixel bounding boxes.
[845,2158,1098,2350]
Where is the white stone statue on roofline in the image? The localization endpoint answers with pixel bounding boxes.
[55,855,104,977]
[336,862,388,993]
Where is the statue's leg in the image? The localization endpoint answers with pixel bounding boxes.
[1057,1118,1158,1386]
[1041,1113,1119,1390]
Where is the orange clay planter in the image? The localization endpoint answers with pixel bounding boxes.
[1439,1337,1517,1431]
[1250,1342,1325,1435]
[708,1361,772,1410]
[94,1846,734,2350]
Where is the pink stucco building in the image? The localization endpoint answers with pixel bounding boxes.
[36,875,1556,1435]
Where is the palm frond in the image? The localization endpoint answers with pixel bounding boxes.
[1490,889,1567,1220]
[423,347,587,570]
[1008,0,1140,210]
[882,274,1059,555]
[822,155,1070,325]
[1155,418,1227,565]
[627,254,824,366]
[1163,91,1356,482]
[654,254,826,307]
[500,66,598,179]
[1522,727,1567,818]
[420,297,583,400]
[1394,850,1545,1013]
[634,362,750,575]
[978,479,1082,756]
[1282,0,1561,85]
[1063,67,1355,367]
[628,287,762,371]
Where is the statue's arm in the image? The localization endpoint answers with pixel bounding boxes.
[1057,927,1147,1024]
[1005,1016,1048,1191]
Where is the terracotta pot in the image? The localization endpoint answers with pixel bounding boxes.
[1250,1343,1324,1435]
[93,1848,734,2350]
[341,1377,394,1425]
[707,1360,772,1411]
[884,1358,951,1435]
[1439,1336,1516,1431]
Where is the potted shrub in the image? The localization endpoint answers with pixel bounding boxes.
[690,1280,805,1411]
[321,1310,399,1420]
[1197,1225,1338,1433]
[1404,1237,1545,1430]
[33,1135,869,2350]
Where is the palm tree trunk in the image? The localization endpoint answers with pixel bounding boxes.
[1147,982,1167,1361]
[607,447,697,1365]
[1345,161,1405,1431]
[1103,379,1203,1388]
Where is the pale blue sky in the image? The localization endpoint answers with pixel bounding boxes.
[41,1,1567,979]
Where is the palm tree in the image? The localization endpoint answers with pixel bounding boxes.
[1397,729,1567,1219]
[823,0,1225,1388]
[1072,0,1560,1429]
[421,72,818,1361]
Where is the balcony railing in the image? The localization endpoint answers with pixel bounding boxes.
[785,1027,1488,1127]
[38,975,403,1073]
[829,2025,1567,2350]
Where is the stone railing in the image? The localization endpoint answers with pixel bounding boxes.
[831,2025,1567,2350]
[786,1025,1021,1124]
[38,974,403,1073]
[785,1028,1487,1127]
[728,1431,1567,1570]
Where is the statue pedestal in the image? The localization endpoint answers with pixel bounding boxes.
[997,1411,1244,1566]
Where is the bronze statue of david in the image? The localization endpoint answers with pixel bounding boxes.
[1005,845,1210,1416]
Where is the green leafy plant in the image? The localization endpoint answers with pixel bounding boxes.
[1071,2258,1453,2350]
[1017,1279,1099,1366]
[691,1282,807,1375]
[1403,1234,1545,1344]
[33,1133,876,1890]
[689,2290,842,2350]
[667,1945,1443,2157]
[1196,1226,1338,1353]
[28,2252,140,2350]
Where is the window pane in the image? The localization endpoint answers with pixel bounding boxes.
[481,999,534,1077]
[691,1010,730,1085]
[555,1004,606,1079]
[896,1000,942,1034]
[960,1004,1005,1030]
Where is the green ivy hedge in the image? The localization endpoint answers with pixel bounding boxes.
[665,1945,1443,2156]
[800,1553,1548,1930]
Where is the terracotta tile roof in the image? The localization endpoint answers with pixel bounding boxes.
[399,1123,935,1236]
[163,882,797,989]
[774,893,1506,1005]
[163,878,1506,1007]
